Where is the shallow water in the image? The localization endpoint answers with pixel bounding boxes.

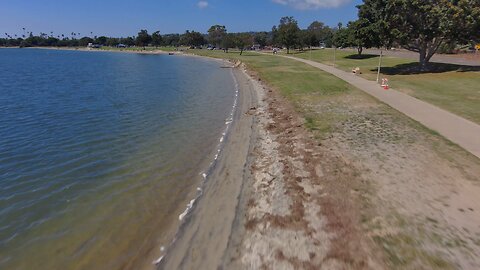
[0,49,236,269]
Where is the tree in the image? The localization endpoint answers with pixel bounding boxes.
[106,37,119,47]
[254,32,268,48]
[79,37,94,47]
[347,19,379,55]
[234,33,253,55]
[121,37,135,46]
[277,16,300,54]
[221,33,235,52]
[163,34,180,47]
[151,31,163,47]
[357,0,394,49]
[332,27,352,48]
[208,25,227,48]
[136,29,152,47]
[307,21,334,47]
[299,30,317,50]
[95,36,107,45]
[270,26,279,47]
[181,30,206,47]
[358,0,480,69]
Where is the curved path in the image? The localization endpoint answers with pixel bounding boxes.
[278,54,480,159]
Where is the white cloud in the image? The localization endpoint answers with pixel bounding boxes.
[197,1,209,9]
[272,0,351,9]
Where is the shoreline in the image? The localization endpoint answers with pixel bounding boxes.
[116,57,248,269]
[157,66,260,269]
[21,46,179,55]
[108,55,250,269]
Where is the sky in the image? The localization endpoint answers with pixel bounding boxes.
[1,0,363,37]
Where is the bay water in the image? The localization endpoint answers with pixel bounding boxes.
[0,48,236,269]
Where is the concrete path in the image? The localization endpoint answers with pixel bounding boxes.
[279,54,480,159]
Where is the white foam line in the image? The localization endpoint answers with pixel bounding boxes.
[178,199,197,221]
[158,67,241,264]
[152,256,164,265]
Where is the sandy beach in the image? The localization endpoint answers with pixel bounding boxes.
[24,46,178,55]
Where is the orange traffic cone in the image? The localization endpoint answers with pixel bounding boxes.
[381,78,389,90]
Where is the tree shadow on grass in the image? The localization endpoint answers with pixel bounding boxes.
[374,62,480,75]
[238,53,261,57]
[345,54,378,60]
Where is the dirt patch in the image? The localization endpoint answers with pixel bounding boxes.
[236,71,384,269]
[302,88,480,269]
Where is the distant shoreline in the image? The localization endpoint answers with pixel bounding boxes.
[26,46,182,55]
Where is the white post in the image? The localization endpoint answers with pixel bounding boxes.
[376,49,383,83]
[333,46,336,68]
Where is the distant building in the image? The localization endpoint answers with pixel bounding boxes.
[87,43,101,48]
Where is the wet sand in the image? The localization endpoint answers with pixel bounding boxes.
[156,66,259,269]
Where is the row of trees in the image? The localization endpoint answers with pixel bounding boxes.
[0,20,336,52]
[268,0,479,68]
[0,33,138,48]
[2,0,478,68]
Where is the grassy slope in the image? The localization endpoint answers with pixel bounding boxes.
[291,49,480,125]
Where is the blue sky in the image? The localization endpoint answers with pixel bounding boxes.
[1,0,362,37]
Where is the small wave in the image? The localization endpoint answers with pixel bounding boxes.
[152,255,164,265]
[178,198,197,221]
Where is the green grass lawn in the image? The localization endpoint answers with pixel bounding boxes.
[188,49,352,97]
[187,49,358,137]
[290,49,480,125]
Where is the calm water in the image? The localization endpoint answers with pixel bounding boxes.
[0,49,236,269]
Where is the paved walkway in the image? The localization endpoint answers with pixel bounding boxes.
[279,54,480,159]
